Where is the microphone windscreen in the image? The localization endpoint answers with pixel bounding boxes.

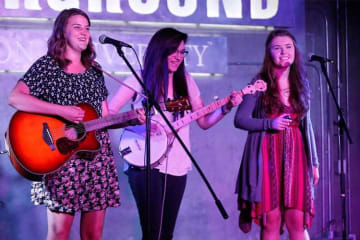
[307,53,315,61]
[99,34,106,44]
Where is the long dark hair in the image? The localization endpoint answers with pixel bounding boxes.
[259,29,309,117]
[47,8,96,69]
[142,28,188,102]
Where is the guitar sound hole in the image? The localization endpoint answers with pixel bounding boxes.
[65,123,85,140]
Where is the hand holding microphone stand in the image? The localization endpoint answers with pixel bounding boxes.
[99,35,229,238]
[309,53,353,240]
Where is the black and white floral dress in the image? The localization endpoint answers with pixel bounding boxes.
[21,55,121,213]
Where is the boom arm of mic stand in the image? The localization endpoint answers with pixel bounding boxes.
[115,46,229,219]
[152,102,229,219]
[320,63,353,144]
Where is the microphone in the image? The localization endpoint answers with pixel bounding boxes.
[308,53,334,64]
[99,34,132,48]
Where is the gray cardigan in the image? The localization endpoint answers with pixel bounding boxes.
[234,90,319,202]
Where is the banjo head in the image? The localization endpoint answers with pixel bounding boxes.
[119,120,169,167]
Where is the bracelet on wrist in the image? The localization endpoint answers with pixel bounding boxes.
[221,105,231,115]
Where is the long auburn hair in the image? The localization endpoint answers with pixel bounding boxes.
[142,28,188,102]
[259,29,310,118]
[47,8,96,69]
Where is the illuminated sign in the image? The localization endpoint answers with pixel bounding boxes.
[0,0,295,26]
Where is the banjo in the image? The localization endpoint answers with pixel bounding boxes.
[119,80,266,167]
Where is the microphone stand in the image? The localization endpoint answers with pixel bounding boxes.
[318,61,353,240]
[114,46,229,237]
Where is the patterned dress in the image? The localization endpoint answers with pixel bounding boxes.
[21,55,121,213]
[252,108,314,227]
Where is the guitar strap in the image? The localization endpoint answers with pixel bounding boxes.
[92,63,147,99]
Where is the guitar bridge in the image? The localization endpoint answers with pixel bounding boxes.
[42,122,55,151]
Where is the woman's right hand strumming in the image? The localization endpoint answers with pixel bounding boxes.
[59,105,85,123]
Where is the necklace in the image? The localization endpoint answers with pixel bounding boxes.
[280,87,290,106]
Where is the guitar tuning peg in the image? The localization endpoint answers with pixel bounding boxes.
[213,96,219,100]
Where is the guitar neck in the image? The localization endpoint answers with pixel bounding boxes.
[84,110,138,132]
[82,100,183,133]
[166,96,230,133]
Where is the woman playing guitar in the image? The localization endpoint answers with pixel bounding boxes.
[7,8,143,240]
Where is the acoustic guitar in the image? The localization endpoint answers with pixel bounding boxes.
[5,98,191,181]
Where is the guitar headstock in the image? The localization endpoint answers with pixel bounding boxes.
[165,97,192,112]
[242,79,267,95]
